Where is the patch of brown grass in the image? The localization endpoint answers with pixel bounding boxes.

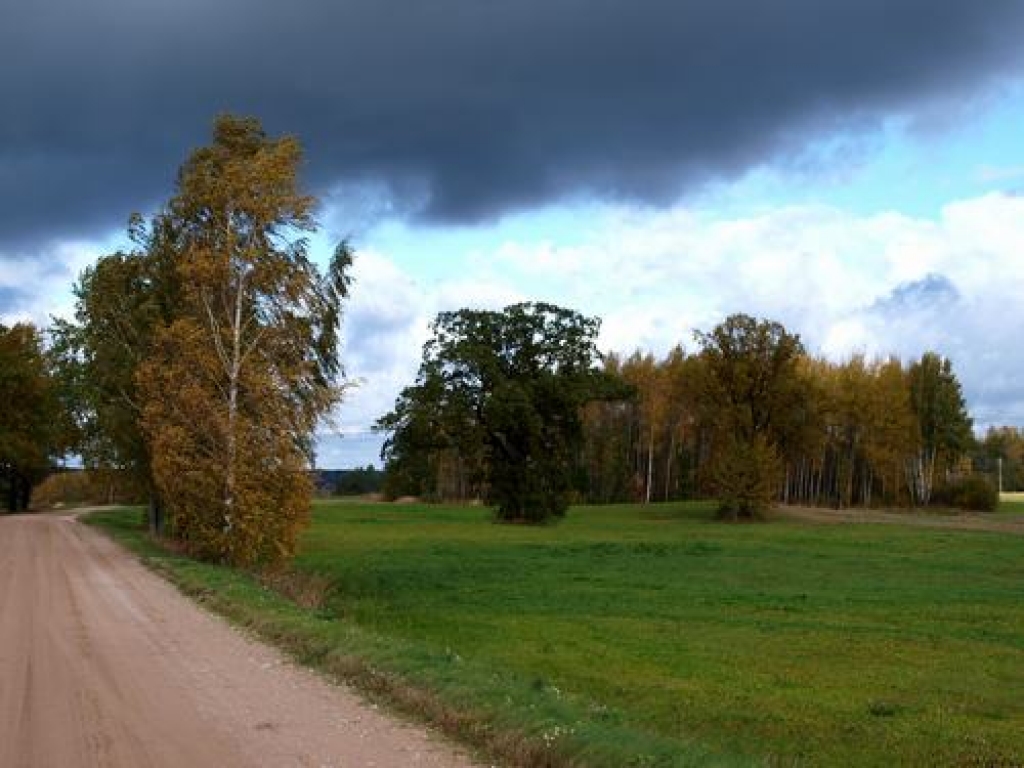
[258,568,333,610]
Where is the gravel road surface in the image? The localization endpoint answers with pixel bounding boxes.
[0,513,479,768]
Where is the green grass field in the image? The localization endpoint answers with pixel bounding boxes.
[1000,492,1024,516]
[91,501,1024,767]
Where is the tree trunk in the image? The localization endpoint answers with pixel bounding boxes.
[664,430,675,502]
[223,270,246,532]
[148,494,165,536]
[815,451,825,506]
[645,425,654,504]
[923,448,936,505]
[845,443,856,509]
[19,479,29,512]
[4,470,14,514]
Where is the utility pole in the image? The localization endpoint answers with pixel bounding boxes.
[998,456,1003,495]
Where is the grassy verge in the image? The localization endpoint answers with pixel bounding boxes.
[86,506,738,767]
[87,502,1024,767]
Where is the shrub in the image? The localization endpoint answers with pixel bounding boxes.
[932,476,998,512]
[711,435,782,520]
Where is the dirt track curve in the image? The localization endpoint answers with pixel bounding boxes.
[0,513,479,768]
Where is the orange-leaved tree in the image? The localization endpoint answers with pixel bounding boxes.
[138,116,351,566]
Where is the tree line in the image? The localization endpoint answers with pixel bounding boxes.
[0,115,1006,539]
[379,312,988,518]
[580,321,977,513]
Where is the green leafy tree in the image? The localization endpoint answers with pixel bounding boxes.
[51,223,182,531]
[378,302,608,522]
[376,360,482,501]
[0,324,69,512]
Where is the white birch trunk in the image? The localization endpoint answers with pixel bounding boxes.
[223,267,245,531]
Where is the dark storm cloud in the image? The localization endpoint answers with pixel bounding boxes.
[3,0,1024,251]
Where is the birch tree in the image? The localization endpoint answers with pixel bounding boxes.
[138,116,351,565]
[621,351,662,503]
[578,353,638,503]
[906,352,973,505]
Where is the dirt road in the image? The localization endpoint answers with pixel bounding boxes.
[0,513,479,768]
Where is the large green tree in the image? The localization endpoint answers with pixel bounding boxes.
[0,324,69,512]
[378,302,609,522]
[51,219,182,531]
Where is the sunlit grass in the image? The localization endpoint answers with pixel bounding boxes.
[999,493,1024,515]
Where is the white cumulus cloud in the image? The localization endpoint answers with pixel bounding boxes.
[341,193,1024,457]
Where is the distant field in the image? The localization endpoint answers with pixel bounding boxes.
[1000,493,1024,515]
[92,502,1024,766]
